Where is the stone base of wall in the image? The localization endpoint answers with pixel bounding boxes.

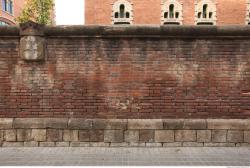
[0,118,250,147]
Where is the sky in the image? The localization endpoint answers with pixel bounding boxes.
[55,0,85,25]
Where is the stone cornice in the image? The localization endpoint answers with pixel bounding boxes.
[2,25,250,38]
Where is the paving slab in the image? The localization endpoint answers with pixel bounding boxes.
[0,147,249,166]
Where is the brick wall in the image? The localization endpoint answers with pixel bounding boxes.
[85,0,248,25]
[0,25,250,119]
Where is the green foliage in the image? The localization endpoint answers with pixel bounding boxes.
[16,0,54,25]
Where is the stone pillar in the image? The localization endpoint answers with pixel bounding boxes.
[20,21,45,61]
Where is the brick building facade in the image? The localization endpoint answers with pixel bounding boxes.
[0,0,25,25]
[85,0,249,25]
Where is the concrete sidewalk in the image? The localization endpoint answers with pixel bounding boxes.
[0,147,249,166]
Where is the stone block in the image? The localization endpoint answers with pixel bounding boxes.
[128,119,163,130]
[146,143,162,147]
[244,131,250,143]
[0,130,4,141]
[246,120,250,130]
[175,130,196,142]
[89,130,104,142]
[204,143,236,147]
[207,119,247,130]
[39,142,55,147]
[56,142,70,147]
[14,118,68,129]
[70,142,90,147]
[20,21,45,36]
[104,130,124,143]
[110,143,129,147]
[197,130,211,142]
[2,142,23,147]
[79,130,90,142]
[183,119,207,130]
[163,119,184,130]
[93,119,127,130]
[47,129,63,142]
[5,130,16,142]
[63,130,78,142]
[31,129,46,141]
[155,130,174,142]
[89,142,110,147]
[211,130,227,142]
[17,129,32,141]
[128,142,146,147]
[139,130,154,142]
[235,143,241,147]
[124,130,139,143]
[236,143,250,147]
[183,142,203,147]
[0,118,13,129]
[68,119,92,129]
[163,142,182,147]
[227,130,243,143]
[20,36,45,61]
[24,141,38,147]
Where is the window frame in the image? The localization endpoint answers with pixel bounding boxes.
[246,0,250,25]
[161,0,183,25]
[112,0,133,25]
[2,0,14,15]
[195,0,217,25]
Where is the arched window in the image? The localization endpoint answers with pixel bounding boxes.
[195,0,216,25]
[169,4,174,18]
[126,12,130,18]
[0,21,10,26]
[202,4,207,18]
[161,0,183,25]
[2,0,7,11]
[246,1,250,25]
[112,0,133,25]
[2,0,13,14]
[120,4,125,18]
[8,0,13,14]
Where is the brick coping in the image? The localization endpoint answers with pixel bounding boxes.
[2,25,250,37]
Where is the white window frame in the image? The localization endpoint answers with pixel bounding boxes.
[195,0,217,25]
[111,0,133,25]
[246,0,250,25]
[161,0,183,25]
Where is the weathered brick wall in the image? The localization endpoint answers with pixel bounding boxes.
[0,25,250,119]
